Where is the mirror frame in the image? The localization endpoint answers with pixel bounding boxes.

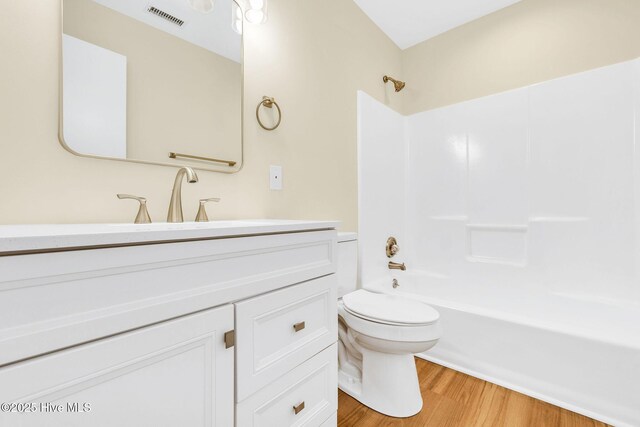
[57,0,244,174]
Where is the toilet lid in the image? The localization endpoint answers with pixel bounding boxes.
[342,290,439,325]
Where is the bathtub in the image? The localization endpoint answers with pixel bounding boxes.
[366,272,640,427]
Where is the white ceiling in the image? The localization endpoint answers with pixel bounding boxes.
[92,0,241,63]
[353,0,522,50]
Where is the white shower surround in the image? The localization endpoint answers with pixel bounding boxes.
[357,58,640,427]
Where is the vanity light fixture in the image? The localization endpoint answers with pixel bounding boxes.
[245,0,268,24]
[188,0,215,14]
[232,0,266,33]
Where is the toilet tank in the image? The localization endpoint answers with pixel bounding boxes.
[337,232,358,298]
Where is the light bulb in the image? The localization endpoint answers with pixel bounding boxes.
[233,19,243,34]
[231,2,243,34]
[188,0,215,14]
[245,8,265,24]
[244,0,267,24]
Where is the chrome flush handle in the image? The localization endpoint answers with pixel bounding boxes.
[195,197,221,222]
[117,194,152,224]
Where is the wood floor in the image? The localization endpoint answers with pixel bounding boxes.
[337,358,610,427]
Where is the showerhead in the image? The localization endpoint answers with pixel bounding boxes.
[383,75,406,92]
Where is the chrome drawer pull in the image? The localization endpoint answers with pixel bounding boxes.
[293,401,305,415]
[293,321,306,332]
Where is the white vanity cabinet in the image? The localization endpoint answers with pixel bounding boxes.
[0,221,339,427]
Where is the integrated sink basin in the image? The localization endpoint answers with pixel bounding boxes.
[0,220,340,255]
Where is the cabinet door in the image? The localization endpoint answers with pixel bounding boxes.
[0,305,234,427]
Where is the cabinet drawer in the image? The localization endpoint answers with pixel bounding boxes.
[235,275,337,400]
[236,344,337,427]
[319,413,337,427]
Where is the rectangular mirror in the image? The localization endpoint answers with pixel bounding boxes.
[61,0,243,172]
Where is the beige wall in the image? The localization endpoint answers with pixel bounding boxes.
[3,0,640,229]
[402,0,640,114]
[63,0,241,168]
[0,0,401,229]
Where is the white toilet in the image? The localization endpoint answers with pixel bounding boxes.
[336,233,441,418]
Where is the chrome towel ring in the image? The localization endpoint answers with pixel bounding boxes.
[256,96,282,131]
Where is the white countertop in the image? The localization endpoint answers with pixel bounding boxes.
[0,219,340,255]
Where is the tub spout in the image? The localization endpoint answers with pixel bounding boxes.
[389,261,406,271]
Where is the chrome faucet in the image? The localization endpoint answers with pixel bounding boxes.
[388,261,406,271]
[167,167,199,223]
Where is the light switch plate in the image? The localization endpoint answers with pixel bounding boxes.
[270,165,283,190]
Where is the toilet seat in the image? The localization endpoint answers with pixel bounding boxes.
[338,301,441,344]
[342,289,439,326]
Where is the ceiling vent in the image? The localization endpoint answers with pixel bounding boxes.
[147,6,185,26]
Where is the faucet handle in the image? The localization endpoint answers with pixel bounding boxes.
[195,197,221,222]
[386,237,399,258]
[117,194,152,224]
